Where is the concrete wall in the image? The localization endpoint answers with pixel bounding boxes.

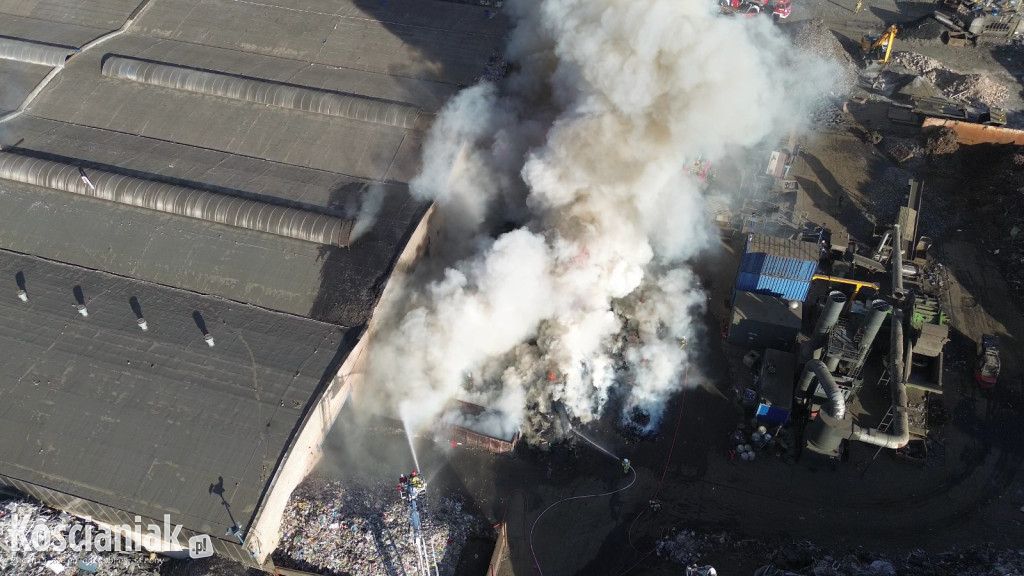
[245,203,436,567]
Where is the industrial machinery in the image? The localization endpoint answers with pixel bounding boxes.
[861,25,898,65]
[397,471,440,576]
[913,96,1008,126]
[718,0,791,18]
[976,334,1001,389]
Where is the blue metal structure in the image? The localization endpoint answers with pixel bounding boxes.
[735,272,811,301]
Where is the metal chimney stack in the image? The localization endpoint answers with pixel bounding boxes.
[811,291,847,351]
[205,334,215,347]
[855,299,892,367]
[17,290,28,302]
[137,318,148,331]
[76,304,88,317]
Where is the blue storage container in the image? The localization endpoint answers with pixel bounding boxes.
[735,272,811,301]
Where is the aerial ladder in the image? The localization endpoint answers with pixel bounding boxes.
[398,471,440,576]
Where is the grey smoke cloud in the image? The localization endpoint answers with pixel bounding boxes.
[349,183,385,243]
[365,0,838,441]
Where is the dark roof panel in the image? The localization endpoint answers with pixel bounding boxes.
[0,250,351,535]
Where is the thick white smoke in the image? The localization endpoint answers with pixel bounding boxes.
[365,0,837,442]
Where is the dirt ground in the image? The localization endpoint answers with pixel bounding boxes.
[310,4,1024,576]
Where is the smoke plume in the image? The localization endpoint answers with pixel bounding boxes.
[349,183,386,242]
[364,0,837,443]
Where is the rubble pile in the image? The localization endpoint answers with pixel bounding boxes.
[810,100,846,129]
[890,51,1011,106]
[0,498,166,575]
[790,19,859,96]
[919,138,1024,297]
[275,477,478,576]
[862,165,914,224]
[880,135,925,168]
[799,546,1024,575]
[661,531,1024,576]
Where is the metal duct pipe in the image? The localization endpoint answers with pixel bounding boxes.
[0,151,354,246]
[811,291,846,350]
[824,351,842,372]
[892,224,905,301]
[797,359,845,420]
[851,310,909,449]
[101,56,428,130]
[855,299,891,366]
[0,38,78,67]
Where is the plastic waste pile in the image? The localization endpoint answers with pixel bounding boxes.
[0,497,165,576]
[275,477,475,576]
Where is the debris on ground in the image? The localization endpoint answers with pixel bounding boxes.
[791,19,859,97]
[889,51,1011,106]
[656,528,1024,576]
[274,477,482,576]
[0,498,166,576]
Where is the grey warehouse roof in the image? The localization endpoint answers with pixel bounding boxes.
[0,250,352,537]
[746,233,821,263]
[0,0,508,324]
[0,0,510,554]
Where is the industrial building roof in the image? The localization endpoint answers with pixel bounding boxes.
[731,291,803,330]
[0,0,508,324]
[745,234,821,264]
[0,249,351,536]
[0,0,508,547]
[758,348,796,409]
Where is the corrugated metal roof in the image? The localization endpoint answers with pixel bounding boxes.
[736,272,811,302]
[744,234,820,264]
[739,252,818,282]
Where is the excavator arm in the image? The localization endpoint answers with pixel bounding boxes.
[861,25,898,64]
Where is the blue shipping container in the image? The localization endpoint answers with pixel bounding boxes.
[739,252,818,282]
[735,272,811,301]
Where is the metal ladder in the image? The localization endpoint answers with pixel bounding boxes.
[876,404,895,433]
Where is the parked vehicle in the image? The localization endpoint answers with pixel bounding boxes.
[975,333,1000,389]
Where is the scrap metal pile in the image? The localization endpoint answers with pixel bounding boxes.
[889,52,1010,106]
[656,528,1024,575]
[0,498,165,576]
[275,477,476,576]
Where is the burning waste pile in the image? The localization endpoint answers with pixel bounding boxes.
[274,477,479,576]
[364,0,841,446]
[0,497,166,575]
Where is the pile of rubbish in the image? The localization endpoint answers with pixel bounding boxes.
[771,545,1024,576]
[790,19,859,96]
[658,530,1024,576]
[889,51,1011,106]
[863,165,915,225]
[275,477,477,576]
[0,498,166,575]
